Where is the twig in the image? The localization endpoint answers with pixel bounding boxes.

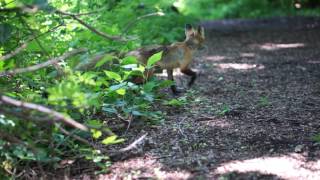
[19,16,49,56]
[122,12,164,34]
[0,43,27,61]
[124,114,133,135]
[56,10,127,42]
[0,22,63,62]
[0,95,89,131]
[0,48,87,77]
[119,133,147,152]
[178,117,187,139]
[0,129,25,145]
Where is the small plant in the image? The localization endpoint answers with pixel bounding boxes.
[258,96,270,107]
[217,104,231,116]
[163,96,187,107]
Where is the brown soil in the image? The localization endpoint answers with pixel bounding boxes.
[97,17,320,180]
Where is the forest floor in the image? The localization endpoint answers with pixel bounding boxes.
[89,17,320,179]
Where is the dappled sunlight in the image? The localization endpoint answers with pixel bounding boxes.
[99,155,192,179]
[205,55,227,62]
[308,60,320,64]
[258,43,305,51]
[214,63,265,70]
[197,117,232,128]
[240,53,255,58]
[214,153,320,179]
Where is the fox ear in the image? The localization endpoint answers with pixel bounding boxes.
[197,25,205,38]
[185,24,194,38]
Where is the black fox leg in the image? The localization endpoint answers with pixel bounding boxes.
[181,68,197,87]
[167,69,180,94]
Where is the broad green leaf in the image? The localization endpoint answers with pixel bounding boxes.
[147,51,162,68]
[104,71,122,82]
[122,56,138,65]
[122,64,138,69]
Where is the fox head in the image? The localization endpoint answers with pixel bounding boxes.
[184,24,205,50]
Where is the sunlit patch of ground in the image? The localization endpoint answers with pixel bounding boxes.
[97,20,320,180]
[257,43,305,51]
[205,55,228,62]
[214,63,265,70]
[99,155,191,179]
[213,153,320,179]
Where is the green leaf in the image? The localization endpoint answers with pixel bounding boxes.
[116,88,126,95]
[147,51,162,68]
[95,54,114,68]
[0,24,12,44]
[109,82,126,91]
[102,135,124,145]
[104,71,122,82]
[132,110,142,116]
[102,107,117,114]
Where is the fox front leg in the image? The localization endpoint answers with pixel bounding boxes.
[167,69,182,95]
[181,68,197,87]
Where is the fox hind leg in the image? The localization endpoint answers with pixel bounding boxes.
[181,68,197,87]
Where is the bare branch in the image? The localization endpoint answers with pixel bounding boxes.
[0,95,89,131]
[56,10,128,42]
[0,48,87,77]
[0,22,63,62]
[0,43,27,61]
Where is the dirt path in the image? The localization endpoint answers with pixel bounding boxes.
[101,18,320,180]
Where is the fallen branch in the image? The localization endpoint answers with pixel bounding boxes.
[56,10,127,42]
[0,95,89,131]
[0,48,87,77]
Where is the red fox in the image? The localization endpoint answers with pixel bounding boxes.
[127,24,205,94]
